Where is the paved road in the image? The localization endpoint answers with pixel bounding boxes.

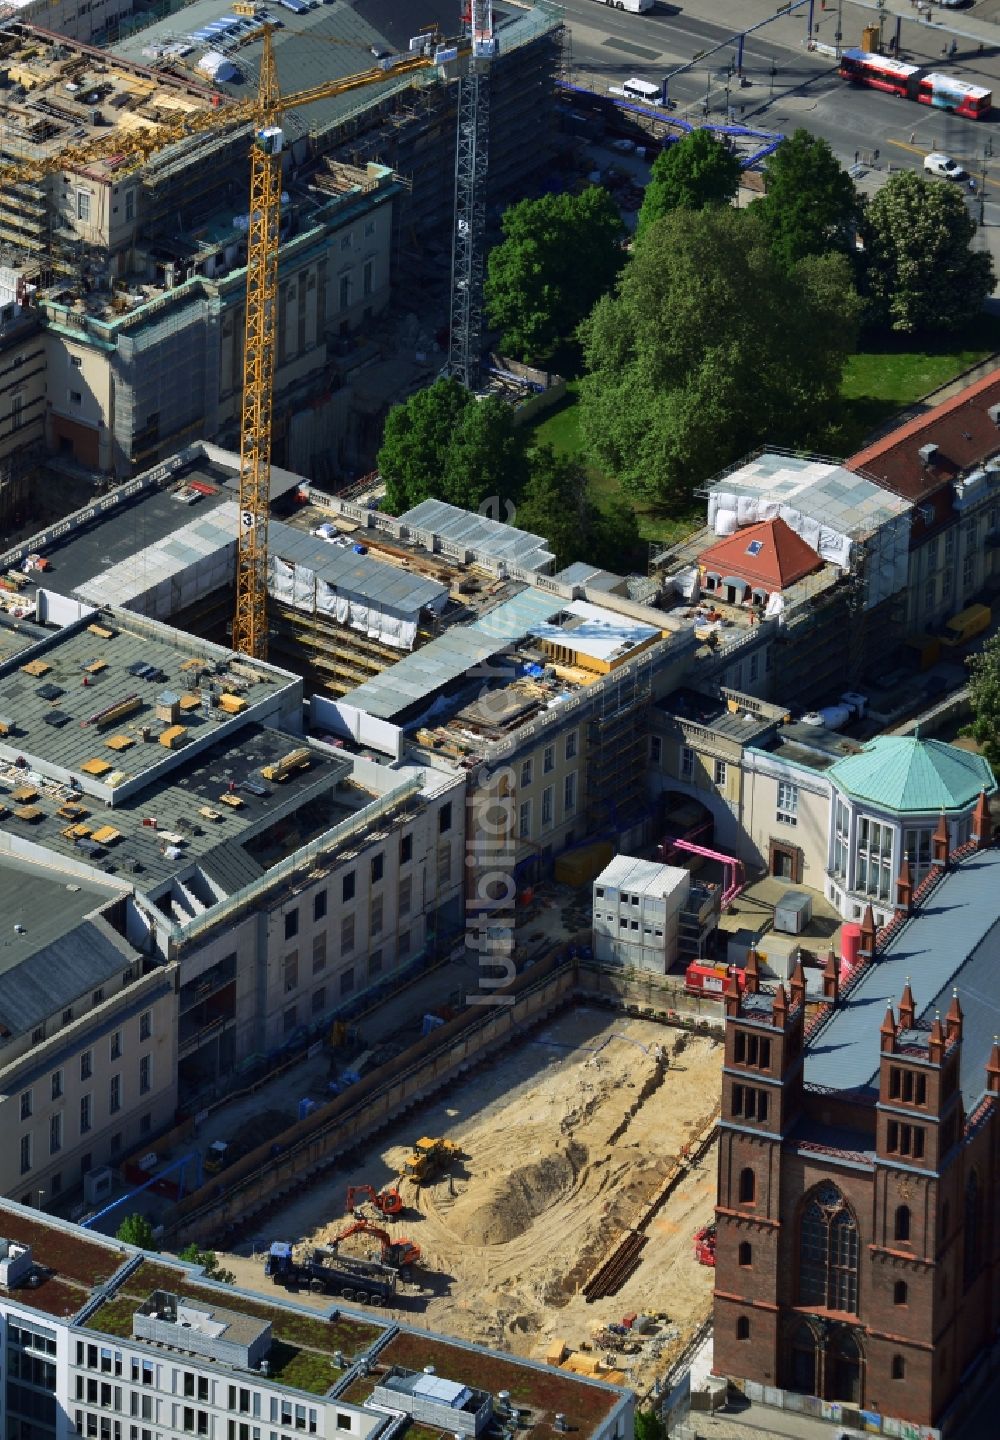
[556,0,1000,180]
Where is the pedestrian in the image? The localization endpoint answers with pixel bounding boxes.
[910,130,916,144]
[949,39,957,57]
[970,177,977,194]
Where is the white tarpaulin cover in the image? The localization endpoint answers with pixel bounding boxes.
[708,453,911,610]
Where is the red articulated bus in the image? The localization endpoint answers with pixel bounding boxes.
[839,48,992,119]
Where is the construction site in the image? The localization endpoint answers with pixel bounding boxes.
[214,1008,722,1397]
[0,0,562,482]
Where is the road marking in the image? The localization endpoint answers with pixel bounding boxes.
[888,137,928,157]
[601,35,663,61]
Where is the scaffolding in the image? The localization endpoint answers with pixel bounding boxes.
[447,61,489,389]
[585,652,654,837]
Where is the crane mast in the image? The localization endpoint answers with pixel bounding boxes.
[233,27,283,660]
[448,0,495,390]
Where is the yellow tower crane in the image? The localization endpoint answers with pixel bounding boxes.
[234,31,440,657]
[0,29,459,658]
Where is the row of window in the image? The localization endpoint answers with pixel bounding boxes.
[518,776,576,838]
[731,1084,769,1123]
[21,1057,153,1173]
[519,731,578,788]
[733,1032,771,1070]
[20,1014,152,1119]
[280,822,448,943]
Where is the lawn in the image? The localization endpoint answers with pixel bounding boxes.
[838,314,1000,451]
[528,381,700,547]
[526,318,1000,545]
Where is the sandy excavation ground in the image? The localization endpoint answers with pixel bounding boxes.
[217,1009,722,1394]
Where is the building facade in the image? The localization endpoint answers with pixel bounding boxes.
[713,818,1000,1433]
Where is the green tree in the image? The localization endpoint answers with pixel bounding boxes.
[179,1244,236,1284]
[378,377,472,515]
[485,187,624,363]
[579,206,860,507]
[633,1409,667,1440]
[756,128,860,269]
[966,633,1000,774]
[515,444,593,569]
[862,170,994,333]
[116,1214,158,1251]
[636,128,741,239]
[442,394,529,512]
[515,446,643,573]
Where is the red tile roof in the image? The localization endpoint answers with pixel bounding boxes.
[698,517,822,593]
[847,367,1000,503]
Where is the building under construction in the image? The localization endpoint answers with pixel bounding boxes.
[0,1,562,477]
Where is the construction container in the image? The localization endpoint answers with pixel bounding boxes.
[159,724,187,749]
[941,603,991,649]
[218,692,248,714]
[554,840,613,887]
[905,634,941,670]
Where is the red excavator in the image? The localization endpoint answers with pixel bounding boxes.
[330,1217,421,1269]
[345,1183,404,1217]
[694,1224,717,1267]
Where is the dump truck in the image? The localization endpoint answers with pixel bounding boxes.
[264,1242,397,1304]
[401,1135,460,1184]
[260,747,311,783]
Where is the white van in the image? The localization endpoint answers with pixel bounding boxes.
[923,151,965,179]
[621,76,662,105]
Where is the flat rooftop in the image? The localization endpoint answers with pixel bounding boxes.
[351,1330,623,1440]
[805,847,1000,1108]
[0,720,359,898]
[344,587,667,742]
[754,722,864,773]
[14,450,302,603]
[0,610,296,803]
[0,26,220,176]
[0,1205,126,1318]
[0,854,135,1041]
[656,687,783,743]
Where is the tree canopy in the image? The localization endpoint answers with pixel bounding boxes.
[379,381,526,515]
[485,187,624,363]
[636,128,741,239]
[179,1244,236,1284]
[756,128,860,269]
[579,206,861,507]
[861,171,994,333]
[966,633,1000,774]
[515,444,641,572]
[116,1214,158,1251]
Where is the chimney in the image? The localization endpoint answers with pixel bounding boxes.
[822,948,839,1004]
[987,1036,1000,1095]
[919,442,939,468]
[973,789,991,850]
[932,812,950,868]
[771,983,788,1031]
[744,947,761,996]
[790,953,806,1010]
[899,977,916,1032]
[929,1011,944,1065]
[880,1001,897,1054]
[724,971,741,1018]
[859,902,877,960]
[988,403,1000,427]
[895,853,913,916]
[946,988,963,1044]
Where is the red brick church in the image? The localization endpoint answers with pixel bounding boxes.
[712,795,1000,1432]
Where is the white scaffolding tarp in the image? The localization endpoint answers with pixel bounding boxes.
[708,454,912,611]
[268,521,448,651]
